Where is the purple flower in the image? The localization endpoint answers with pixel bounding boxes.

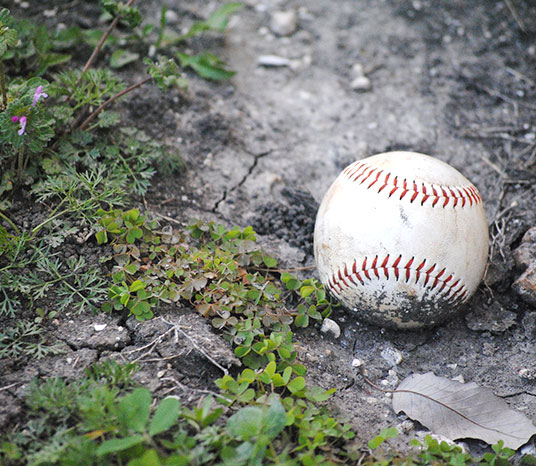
[11,116,19,122]
[17,116,27,136]
[32,85,48,107]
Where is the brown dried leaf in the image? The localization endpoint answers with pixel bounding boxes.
[392,372,536,449]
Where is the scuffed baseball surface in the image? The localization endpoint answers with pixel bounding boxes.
[314,151,489,329]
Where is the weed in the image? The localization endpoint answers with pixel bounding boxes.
[0,320,66,359]
[0,1,238,329]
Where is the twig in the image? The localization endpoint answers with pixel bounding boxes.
[479,85,536,111]
[359,366,394,393]
[479,155,506,179]
[78,76,151,130]
[124,327,175,355]
[0,382,21,392]
[138,353,186,363]
[161,317,229,376]
[0,60,7,109]
[505,0,527,33]
[526,144,536,167]
[506,67,535,86]
[153,212,183,226]
[68,0,136,98]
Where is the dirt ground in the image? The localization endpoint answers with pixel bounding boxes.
[2,0,536,456]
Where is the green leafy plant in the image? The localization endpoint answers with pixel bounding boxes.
[0,1,243,327]
[368,427,399,450]
[0,320,66,359]
[0,8,18,108]
[224,394,286,465]
[483,440,516,466]
[95,214,357,464]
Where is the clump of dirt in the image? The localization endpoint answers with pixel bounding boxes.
[251,188,317,258]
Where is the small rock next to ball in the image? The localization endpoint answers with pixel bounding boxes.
[314,151,489,329]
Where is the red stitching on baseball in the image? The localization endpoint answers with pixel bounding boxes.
[343,161,482,208]
[327,254,469,304]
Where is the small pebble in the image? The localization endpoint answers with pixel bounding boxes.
[518,368,536,380]
[94,324,107,332]
[352,358,363,367]
[270,10,297,36]
[258,55,291,67]
[351,75,372,91]
[397,419,415,433]
[164,9,179,24]
[351,63,365,77]
[451,374,465,383]
[513,265,536,307]
[320,318,341,338]
[381,346,403,366]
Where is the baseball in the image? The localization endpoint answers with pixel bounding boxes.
[314,151,489,329]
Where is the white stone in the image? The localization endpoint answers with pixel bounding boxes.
[94,324,107,332]
[320,318,341,338]
[351,358,363,367]
[351,75,372,91]
[351,63,365,77]
[258,55,291,67]
[381,346,403,366]
[397,419,415,433]
[164,9,179,24]
[270,10,297,37]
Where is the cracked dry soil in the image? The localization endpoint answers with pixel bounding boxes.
[2,0,536,454]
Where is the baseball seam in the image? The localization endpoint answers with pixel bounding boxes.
[327,254,469,304]
[342,161,482,208]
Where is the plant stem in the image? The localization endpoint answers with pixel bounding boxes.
[31,208,70,238]
[67,0,136,101]
[0,59,7,110]
[30,196,68,238]
[78,76,151,130]
[0,211,20,235]
[16,146,24,180]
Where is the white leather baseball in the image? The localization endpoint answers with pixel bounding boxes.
[314,151,489,329]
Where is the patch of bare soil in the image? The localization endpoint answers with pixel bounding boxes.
[2,0,536,455]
